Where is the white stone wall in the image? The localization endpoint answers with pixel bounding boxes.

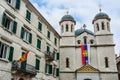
[0,0,60,80]
[60,73,75,80]
[100,73,118,80]
[97,46,117,72]
[60,47,76,71]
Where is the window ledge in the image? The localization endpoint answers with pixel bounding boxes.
[7,3,16,11]
[23,39,29,44]
[0,58,9,63]
[36,48,41,51]
[26,18,31,23]
[38,30,42,33]
[4,28,12,35]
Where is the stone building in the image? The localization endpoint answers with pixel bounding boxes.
[0,0,118,80]
[0,0,60,80]
[59,10,118,80]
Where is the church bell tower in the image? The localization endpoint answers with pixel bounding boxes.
[59,12,76,80]
[92,9,117,73]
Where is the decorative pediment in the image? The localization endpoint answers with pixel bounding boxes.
[76,64,99,72]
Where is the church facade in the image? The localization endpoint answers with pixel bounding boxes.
[0,0,118,80]
[59,11,118,80]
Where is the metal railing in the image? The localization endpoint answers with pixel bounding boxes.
[44,51,55,61]
[11,60,37,76]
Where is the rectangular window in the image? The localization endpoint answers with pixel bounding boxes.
[49,65,52,74]
[37,39,41,49]
[47,45,50,52]
[38,22,42,31]
[54,38,57,46]
[26,10,31,21]
[20,27,32,43]
[0,41,14,61]
[56,53,59,60]
[47,31,50,39]
[35,59,40,70]
[7,0,21,9]
[56,68,59,77]
[45,64,53,74]
[0,43,9,59]
[1,13,17,34]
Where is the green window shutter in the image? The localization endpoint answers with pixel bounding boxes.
[49,65,52,74]
[56,53,59,60]
[38,22,42,31]
[26,10,31,21]
[1,13,6,26]
[8,46,14,61]
[15,0,21,9]
[54,38,57,45]
[20,27,24,39]
[29,33,32,44]
[37,39,41,49]
[45,64,48,73]
[47,31,50,39]
[21,52,26,70]
[47,46,50,52]
[12,21,17,34]
[56,68,59,77]
[35,59,40,70]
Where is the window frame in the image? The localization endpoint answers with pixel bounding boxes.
[26,9,31,22]
[7,0,21,10]
[0,43,9,59]
[21,27,32,44]
[2,12,17,34]
[37,38,41,50]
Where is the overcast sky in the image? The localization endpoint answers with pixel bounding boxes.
[30,0,120,55]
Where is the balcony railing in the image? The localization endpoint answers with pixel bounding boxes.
[11,61,37,76]
[44,51,54,61]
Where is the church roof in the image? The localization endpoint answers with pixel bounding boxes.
[59,14,76,24]
[94,12,110,20]
[75,28,94,36]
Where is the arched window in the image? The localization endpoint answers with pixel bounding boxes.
[107,22,110,31]
[83,36,87,44]
[71,24,73,32]
[96,23,99,31]
[62,25,64,33]
[77,40,81,44]
[66,58,69,68]
[105,57,109,68]
[66,24,68,32]
[102,22,105,30]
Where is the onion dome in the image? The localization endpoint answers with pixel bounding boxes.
[59,14,76,24]
[92,10,111,23]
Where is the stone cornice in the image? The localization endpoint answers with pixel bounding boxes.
[60,44,115,48]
